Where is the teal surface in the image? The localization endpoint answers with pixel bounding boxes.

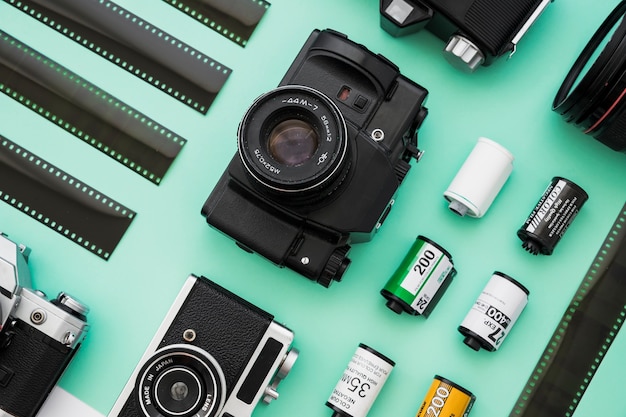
[1,0,626,416]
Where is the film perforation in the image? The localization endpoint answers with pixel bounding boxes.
[161,0,270,47]
[0,30,187,184]
[3,0,231,114]
[0,136,136,259]
[509,203,626,417]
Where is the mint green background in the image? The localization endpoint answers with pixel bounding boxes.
[1,0,626,416]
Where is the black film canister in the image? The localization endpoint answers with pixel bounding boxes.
[517,177,588,255]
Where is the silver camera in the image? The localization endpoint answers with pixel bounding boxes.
[108,274,298,417]
[0,233,90,417]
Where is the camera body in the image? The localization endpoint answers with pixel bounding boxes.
[0,233,89,417]
[202,29,429,287]
[108,275,298,417]
[380,0,553,71]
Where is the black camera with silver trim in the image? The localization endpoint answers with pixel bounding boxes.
[0,233,90,417]
[380,0,553,71]
[202,29,429,287]
[108,275,298,417]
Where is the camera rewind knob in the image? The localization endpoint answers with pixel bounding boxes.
[444,35,485,72]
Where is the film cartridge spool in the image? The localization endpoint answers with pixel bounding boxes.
[443,137,514,218]
[381,236,456,317]
[517,176,589,255]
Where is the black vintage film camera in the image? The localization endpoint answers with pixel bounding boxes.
[108,275,298,417]
[380,0,553,71]
[202,29,429,287]
[0,233,90,417]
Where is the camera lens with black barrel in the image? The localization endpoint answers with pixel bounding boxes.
[237,85,349,202]
[136,345,227,417]
[553,1,626,152]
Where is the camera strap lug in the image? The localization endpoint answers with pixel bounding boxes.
[385,80,400,100]
[403,142,423,162]
[397,142,422,182]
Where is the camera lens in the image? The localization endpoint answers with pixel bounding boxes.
[267,119,319,167]
[137,345,226,417]
[238,86,349,196]
[553,1,626,151]
[155,367,202,415]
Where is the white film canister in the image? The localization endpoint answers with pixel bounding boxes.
[443,137,513,218]
[325,344,395,417]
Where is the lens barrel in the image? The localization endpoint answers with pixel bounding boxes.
[137,345,226,417]
[553,1,626,151]
[238,86,349,197]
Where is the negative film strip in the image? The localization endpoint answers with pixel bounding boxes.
[509,202,626,417]
[4,0,232,114]
[0,136,136,260]
[161,0,270,47]
[0,30,186,185]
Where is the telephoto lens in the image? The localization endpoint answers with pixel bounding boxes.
[553,1,626,152]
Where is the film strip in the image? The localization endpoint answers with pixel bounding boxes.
[161,0,270,47]
[3,0,232,114]
[509,202,626,417]
[0,136,136,260]
[0,30,186,185]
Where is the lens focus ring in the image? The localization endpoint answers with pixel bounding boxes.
[238,85,349,194]
[553,2,626,151]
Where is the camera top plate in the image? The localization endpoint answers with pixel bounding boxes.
[0,234,31,328]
